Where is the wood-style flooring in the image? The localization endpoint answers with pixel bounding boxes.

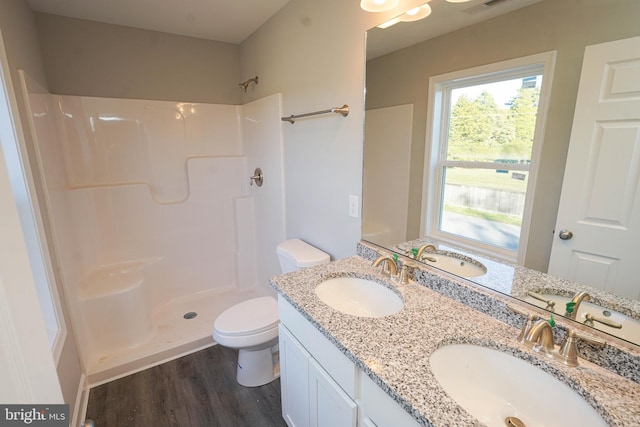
[86,345,287,427]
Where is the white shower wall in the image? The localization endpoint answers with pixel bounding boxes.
[23,78,285,381]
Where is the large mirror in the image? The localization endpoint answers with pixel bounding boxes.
[363,0,640,345]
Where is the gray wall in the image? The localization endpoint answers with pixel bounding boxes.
[366,0,640,271]
[0,0,82,412]
[238,0,427,259]
[35,13,242,104]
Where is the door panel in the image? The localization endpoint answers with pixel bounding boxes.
[279,325,311,427]
[549,36,640,300]
[308,359,357,427]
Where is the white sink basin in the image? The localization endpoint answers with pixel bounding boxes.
[315,277,403,318]
[430,344,607,427]
[422,253,487,278]
[524,293,640,345]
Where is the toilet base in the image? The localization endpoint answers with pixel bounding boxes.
[237,343,279,387]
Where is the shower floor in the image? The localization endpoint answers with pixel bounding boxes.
[87,286,274,385]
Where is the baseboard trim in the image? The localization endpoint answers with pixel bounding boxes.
[87,338,216,387]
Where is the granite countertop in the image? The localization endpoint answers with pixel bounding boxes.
[270,255,640,427]
[394,237,640,323]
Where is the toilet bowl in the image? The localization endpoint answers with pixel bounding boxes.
[212,239,330,387]
[213,296,279,387]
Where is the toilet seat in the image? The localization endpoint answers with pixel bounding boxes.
[213,296,279,348]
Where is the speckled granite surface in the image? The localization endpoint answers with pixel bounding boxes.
[392,237,640,323]
[270,255,640,427]
[359,241,640,385]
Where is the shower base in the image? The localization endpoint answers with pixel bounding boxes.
[86,286,274,385]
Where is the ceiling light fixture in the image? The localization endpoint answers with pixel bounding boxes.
[360,0,399,13]
[398,4,432,22]
[446,0,472,3]
[377,3,432,29]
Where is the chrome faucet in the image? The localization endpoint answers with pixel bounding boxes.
[372,255,397,278]
[415,244,437,262]
[523,319,555,357]
[565,291,591,320]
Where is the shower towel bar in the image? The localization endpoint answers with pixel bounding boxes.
[281,104,349,124]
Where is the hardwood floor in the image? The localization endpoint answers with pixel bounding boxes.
[86,345,287,427]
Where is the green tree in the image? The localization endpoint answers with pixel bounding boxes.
[448,91,514,161]
[504,87,539,159]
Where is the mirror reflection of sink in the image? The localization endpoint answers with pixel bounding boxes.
[430,344,608,427]
[524,293,640,344]
[421,253,487,278]
[315,277,403,318]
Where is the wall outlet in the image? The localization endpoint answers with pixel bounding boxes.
[348,195,359,218]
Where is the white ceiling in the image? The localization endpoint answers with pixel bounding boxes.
[26,0,291,44]
[25,0,541,52]
[367,0,543,59]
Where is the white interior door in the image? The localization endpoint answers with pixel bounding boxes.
[548,36,640,300]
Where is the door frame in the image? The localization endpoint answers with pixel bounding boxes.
[0,28,63,403]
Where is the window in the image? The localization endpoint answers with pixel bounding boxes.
[423,53,556,263]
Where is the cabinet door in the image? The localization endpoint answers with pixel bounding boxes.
[308,358,357,427]
[279,325,311,427]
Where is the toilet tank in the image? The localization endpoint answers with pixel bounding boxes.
[276,239,330,273]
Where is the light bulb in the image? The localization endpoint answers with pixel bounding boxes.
[360,0,400,13]
[399,4,432,22]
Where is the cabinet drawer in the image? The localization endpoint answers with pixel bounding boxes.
[278,295,357,398]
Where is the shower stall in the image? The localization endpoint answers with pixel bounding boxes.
[21,72,285,384]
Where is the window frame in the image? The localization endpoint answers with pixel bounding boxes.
[421,52,556,264]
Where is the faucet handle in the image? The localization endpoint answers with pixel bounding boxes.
[398,262,417,284]
[555,329,605,367]
[518,313,541,343]
[584,313,622,329]
[507,304,540,343]
[507,303,533,317]
[527,291,556,311]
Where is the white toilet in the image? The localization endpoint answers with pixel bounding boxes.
[213,239,330,387]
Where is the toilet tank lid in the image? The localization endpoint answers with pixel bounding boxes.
[277,239,330,267]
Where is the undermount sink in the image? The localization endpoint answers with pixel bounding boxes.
[314,277,403,318]
[422,253,487,278]
[524,293,640,344]
[430,344,607,427]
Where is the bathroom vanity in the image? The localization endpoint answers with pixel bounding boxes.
[270,245,640,426]
[279,297,419,427]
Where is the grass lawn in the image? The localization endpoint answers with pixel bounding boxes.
[444,204,523,226]
[445,167,528,193]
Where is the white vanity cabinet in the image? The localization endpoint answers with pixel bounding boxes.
[278,296,420,427]
[279,325,357,427]
[308,357,358,426]
[279,324,312,427]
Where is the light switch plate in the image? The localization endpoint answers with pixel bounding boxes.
[348,195,359,218]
